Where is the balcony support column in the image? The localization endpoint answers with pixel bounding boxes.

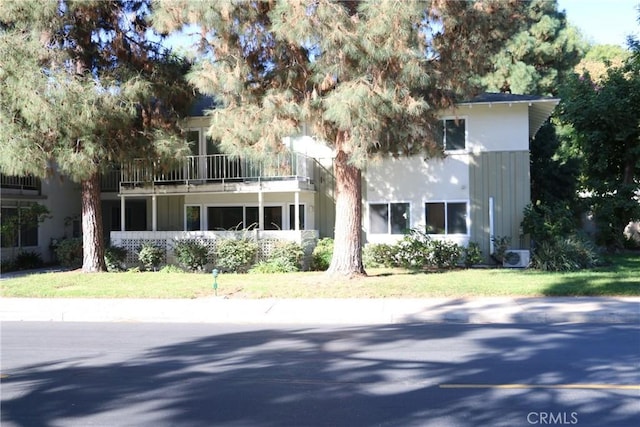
[120,195,126,232]
[258,190,264,231]
[151,195,158,232]
[294,190,300,231]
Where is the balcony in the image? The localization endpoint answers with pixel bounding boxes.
[0,174,41,194]
[117,153,317,194]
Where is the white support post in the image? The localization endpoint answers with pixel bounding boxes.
[151,195,158,232]
[258,190,264,231]
[120,195,126,232]
[294,191,300,231]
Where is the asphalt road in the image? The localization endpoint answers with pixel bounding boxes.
[1,322,638,427]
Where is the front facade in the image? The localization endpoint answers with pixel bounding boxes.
[1,93,557,267]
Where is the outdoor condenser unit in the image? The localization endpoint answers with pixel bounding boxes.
[503,250,530,268]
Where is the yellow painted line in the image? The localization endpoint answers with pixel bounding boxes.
[439,384,640,390]
[0,374,8,379]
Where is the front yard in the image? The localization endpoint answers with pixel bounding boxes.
[1,253,638,299]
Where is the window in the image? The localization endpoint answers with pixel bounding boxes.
[186,206,201,231]
[438,118,466,151]
[289,204,305,230]
[425,202,468,235]
[1,207,38,248]
[369,202,410,234]
[207,206,283,230]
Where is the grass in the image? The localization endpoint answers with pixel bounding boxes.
[1,253,638,299]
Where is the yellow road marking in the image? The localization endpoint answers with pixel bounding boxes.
[0,374,8,379]
[439,384,640,390]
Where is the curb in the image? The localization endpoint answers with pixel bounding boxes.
[1,297,639,325]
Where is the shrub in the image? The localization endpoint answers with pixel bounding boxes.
[265,241,305,271]
[463,242,483,268]
[14,250,44,270]
[522,202,577,244]
[363,243,397,268]
[532,234,601,271]
[249,259,298,274]
[428,239,463,269]
[215,238,258,273]
[55,238,83,268]
[173,239,211,272]
[311,238,333,271]
[393,229,432,270]
[104,245,128,272]
[490,235,511,264]
[137,243,164,271]
[1,259,15,273]
[159,264,184,273]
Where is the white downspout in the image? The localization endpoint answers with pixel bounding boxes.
[489,196,495,255]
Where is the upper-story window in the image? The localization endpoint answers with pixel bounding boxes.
[438,118,466,151]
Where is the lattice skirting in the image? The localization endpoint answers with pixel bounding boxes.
[111,230,319,270]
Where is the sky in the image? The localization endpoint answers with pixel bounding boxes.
[558,0,639,47]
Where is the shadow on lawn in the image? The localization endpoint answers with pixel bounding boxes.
[1,322,638,427]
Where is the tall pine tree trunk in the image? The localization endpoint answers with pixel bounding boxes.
[81,171,106,272]
[327,132,366,277]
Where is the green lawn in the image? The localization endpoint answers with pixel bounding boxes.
[1,253,638,299]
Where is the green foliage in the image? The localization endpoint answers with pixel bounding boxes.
[531,235,600,271]
[137,243,164,271]
[463,242,483,268]
[529,121,581,206]
[558,49,640,249]
[159,264,185,273]
[522,202,577,244]
[0,259,15,273]
[428,240,463,270]
[104,246,128,272]
[363,243,398,268]
[479,0,587,96]
[172,240,211,272]
[215,238,258,273]
[491,236,512,264]
[364,230,464,270]
[262,241,305,272]
[249,259,298,274]
[55,238,83,269]
[14,250,44,270]
[0,1,194,272]
[393,229,433,270]
[311,238,334,271]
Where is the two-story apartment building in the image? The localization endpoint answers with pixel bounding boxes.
[2,92,558,266]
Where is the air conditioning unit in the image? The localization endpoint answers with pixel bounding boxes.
[503,250,530,268]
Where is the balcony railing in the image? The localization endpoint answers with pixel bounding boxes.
[0,174,40,192]
[119,153,316,187]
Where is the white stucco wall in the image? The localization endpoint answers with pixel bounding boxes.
[461,103,530,153]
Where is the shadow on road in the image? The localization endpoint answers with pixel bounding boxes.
[1,323,638,426]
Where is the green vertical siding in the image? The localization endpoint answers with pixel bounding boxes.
[469,151,530,262]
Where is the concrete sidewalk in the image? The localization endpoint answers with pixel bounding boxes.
[1,296,639,324]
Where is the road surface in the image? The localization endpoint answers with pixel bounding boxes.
[1,322,638,426]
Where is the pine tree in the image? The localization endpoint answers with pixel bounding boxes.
[479,0,586,96]
[0,0,193,272]
[153,0,524,276]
